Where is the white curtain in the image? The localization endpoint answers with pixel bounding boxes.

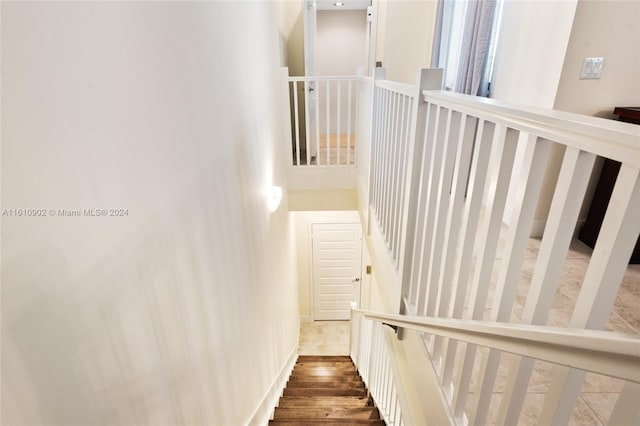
[433,0,500,96]
[454,0,497,96]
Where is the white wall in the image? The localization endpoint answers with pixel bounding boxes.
[491,0,578,108]
[493,0,639,234]
[279,0,305,75]
[317,10,368,75]
[554,0,640,117]
[375,0,438,84]
[490,0,578,233]
[293,211,360,319]
[316,10,367,134]
[554,0,640,228]
[1,2,299,425]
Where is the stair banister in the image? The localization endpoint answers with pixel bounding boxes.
[420,90,640,165]
[351,308,640,384]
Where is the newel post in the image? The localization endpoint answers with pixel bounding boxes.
[397,68,444,340]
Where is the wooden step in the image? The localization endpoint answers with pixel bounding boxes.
[285,380,364,389]
[270,419,385,425]
[288,374,362,383]
[272,356,382,424]
[277,396,372,408]
[291,371,359,379]
[293,366,357,376]
[298,355,352,362]
[283,387,367,397]
[274,407,380,420]
[295,361,356,369]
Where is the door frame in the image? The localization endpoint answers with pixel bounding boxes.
[309,220,363,320]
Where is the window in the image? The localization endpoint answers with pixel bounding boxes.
[432,0,504,96]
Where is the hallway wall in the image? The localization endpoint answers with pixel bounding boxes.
[317,9,368,76]
[375,0,438,84]
[1,2,298,425]
[553,0,640,230]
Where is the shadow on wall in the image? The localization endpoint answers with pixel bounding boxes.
[2,165,297,424]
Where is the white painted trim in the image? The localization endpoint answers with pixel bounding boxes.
[299,315,313,323]
[288,75,359,82]
[423,90,640,166]
[247,345,298,426]
[354,309,640,383]
[376,78,417,97]
[308,221,314,320]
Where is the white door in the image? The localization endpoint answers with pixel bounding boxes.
[312,223,362,320]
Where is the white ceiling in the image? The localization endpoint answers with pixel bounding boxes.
[316,0,370,11]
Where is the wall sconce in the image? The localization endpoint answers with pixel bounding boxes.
[267,185,283,213]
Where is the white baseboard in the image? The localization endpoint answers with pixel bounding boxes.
[248,346,298,426]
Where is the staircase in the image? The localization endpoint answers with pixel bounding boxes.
[270,355,385,425]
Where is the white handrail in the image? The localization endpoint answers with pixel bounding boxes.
[423,90,640,165]
[352,308,640,384]
[376,79,417,97]
[288,75,359,82]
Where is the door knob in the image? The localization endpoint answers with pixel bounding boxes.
[352,278,360,282]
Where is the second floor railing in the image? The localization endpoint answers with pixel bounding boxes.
[285,73,359,167]
[281,66,639,424]
[360,68,640,425]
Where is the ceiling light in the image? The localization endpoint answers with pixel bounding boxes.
[334,2,345,6]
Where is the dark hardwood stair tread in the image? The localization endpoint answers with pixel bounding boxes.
[286,381,364,389]
[270,420,385,425]
[288,375,362,382]
[273,356,382,424]
[284,388,367,397]
[292,368,357,377]
[298,355,352,362]
[295,361,356,368]
[274,407,380,420]
[277,396,372,407]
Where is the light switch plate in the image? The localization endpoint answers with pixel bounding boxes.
[580,57,604,79]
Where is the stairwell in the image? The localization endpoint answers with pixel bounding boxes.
[270,355,385,425]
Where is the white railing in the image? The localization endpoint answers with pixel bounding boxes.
[350,309,406,426]
[285,74,359,167]
[350,309,640,426]
[363,68,640,425]
[367,69,444,270]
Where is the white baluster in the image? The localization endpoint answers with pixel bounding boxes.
[293,81,301,166]
[538,164,640,426]
[496,147,596,426]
